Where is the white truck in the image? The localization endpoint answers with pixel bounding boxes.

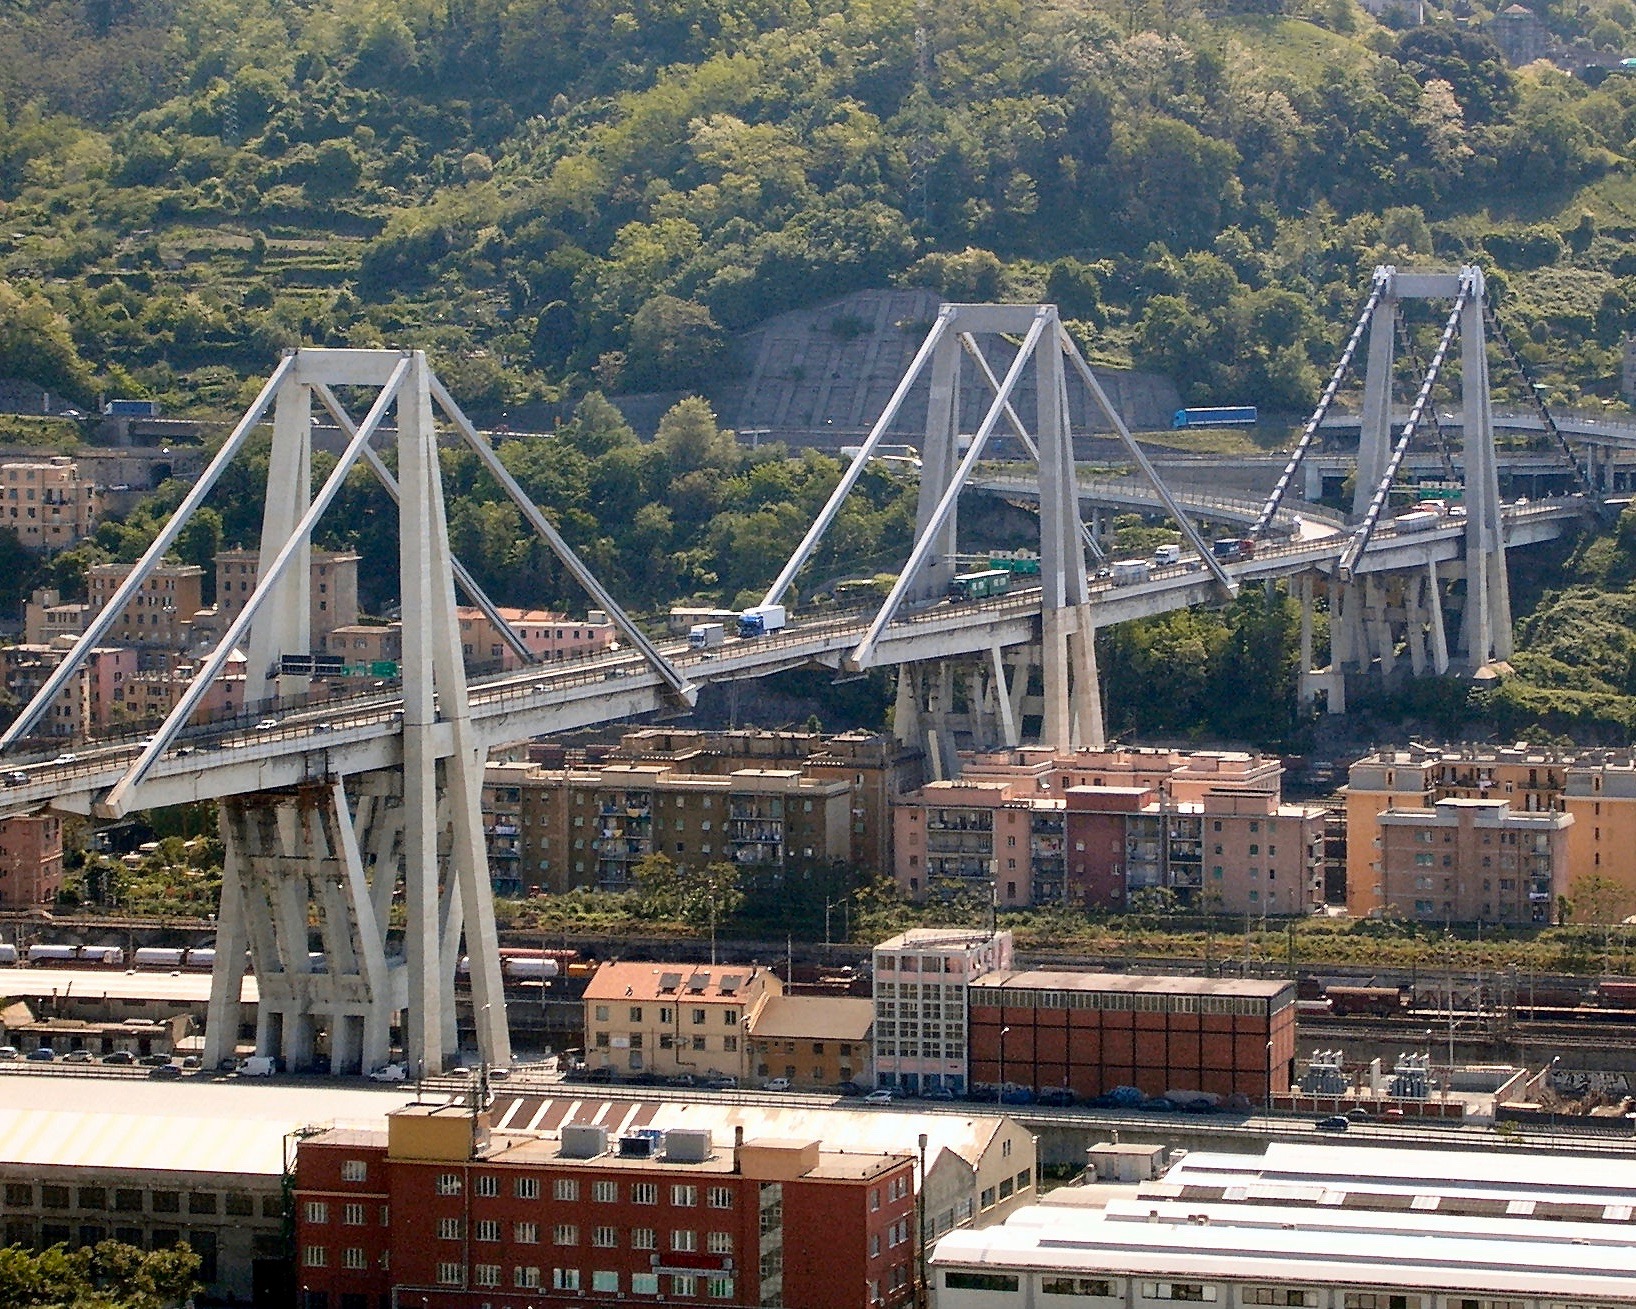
[736,604,787,638]
[1110,559,1151,584]
[1152,543,1182,567]
[688,622,726,649]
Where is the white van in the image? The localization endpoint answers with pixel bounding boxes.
[237,1056,277,1077]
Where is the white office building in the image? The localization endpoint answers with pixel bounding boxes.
[872,927,1012,1095]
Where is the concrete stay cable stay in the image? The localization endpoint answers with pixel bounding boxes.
[1340,279,1469,581]
[1250,268,1389,542]
[311,382,535,669]
[0,354,300,754]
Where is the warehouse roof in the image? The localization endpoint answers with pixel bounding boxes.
[933,1195,1636,1298]
[969,970,1293,1000]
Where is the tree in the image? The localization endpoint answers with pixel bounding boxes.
[624,295,724,391]
[0,1240,200,1309]
[1390,26,1517,125]
[633,854,745,929]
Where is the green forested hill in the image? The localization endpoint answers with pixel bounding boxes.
[7,0,1636,417]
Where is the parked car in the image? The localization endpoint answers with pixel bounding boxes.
[149,1063,182,1078]
[102,1051,135,1065]
[26,1047,54,1062]
[1315,1115,1350,1133]
[702,1076,739,1091]
[863,1088,895,1104]
[368,1063,408,1083]
[62,1050,94,1064]
[666,1073,697,1088]
[919,1086,957,1102]
[761,1077,792,1092]
[0,1046,21,1061]
[1036,1087,1076,1107]
[1346,1107,1372,1121]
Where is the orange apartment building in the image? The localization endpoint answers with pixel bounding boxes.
[209,548,361,650]
[86,561,203,649]
[21,589,88,645]
[1376,796,1573,925]
[1346,745,1595,920]
[0,813,63,908]
[1,458,100,550]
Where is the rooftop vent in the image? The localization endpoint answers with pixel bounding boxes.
[663,1129,712,1163]
[561,1124,609,1159]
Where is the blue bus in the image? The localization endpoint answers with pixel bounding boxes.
[1172,406,1257,429]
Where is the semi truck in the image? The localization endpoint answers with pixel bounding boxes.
[1172,406,1257,428]
[688,622,726,649]
[736,604,787,638]
[1212,538,1256,562]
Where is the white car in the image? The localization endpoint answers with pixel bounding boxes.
[255,718,280,731]
[863,1088,895,1104]
[761,1077,792,1092]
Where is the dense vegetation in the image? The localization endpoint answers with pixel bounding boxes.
[6,0,1636,417]
[0,1240,200,1309]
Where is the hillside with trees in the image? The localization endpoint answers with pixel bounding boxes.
[4,0,1636,418]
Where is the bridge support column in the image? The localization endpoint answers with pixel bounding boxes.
[1354,276,1398,520]
[208,783,407,1075]
[1297,573,1316,707]
[1457,268,1513,672]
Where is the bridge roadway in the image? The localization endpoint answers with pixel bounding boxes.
[0,498,1584,822]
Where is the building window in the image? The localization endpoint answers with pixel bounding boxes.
[593,1180,618,1203]
[435,1173,461,1196]
[633,1272,660,1294]
[672,1185,698,1207]
[437,1217,463,1240]
[593,1271,620,1293]
[633,1183,658,1205]
[343,1248,369,1272]
[303,1246,327,1269]
[436,1261,464,1287]
[593,1226,618,1248]
[554,1179,580,1202]
[554,1224,579,1245]
[515,1267,542,1289]
[632,1227,657,1250]
[342,1203,366,1227]
[516,1178,539,1200]
[340,1160,367,1183]
[671,1229,698,1252]
[707,1231,733,1254]
[473,1264,500,1288]
[514,1222,539,1244]
[708,1277,735,1299]
[475,1219,500,1242]
[1043,1278,1115,1296]
[550,1269,578,1291]
[474,1175,498,1198]
[708,1186,734,1209]
[304,1201,329,1225]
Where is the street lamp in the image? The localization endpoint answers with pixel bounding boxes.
[1264,1038,1275,1114]
[999,1026,1011,1094]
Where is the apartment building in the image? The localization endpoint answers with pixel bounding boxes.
[612,728,924,881]
[966,971,1296,1104]
[582,961,782,1082]
[21,588,89,645]
[872,928,1013,1096]
[1376,796,1573,925]
[482,758,853,897]
[1,645,136,739]
[324,623,402,669]
[0,457,100,549]
[0,813,63,908]
[295,1103,917,1309]
[1346,744,1600,920]
[210,548,361,650]
[86,561,203,649]
[458,605,618,671]
[895,769,1322,915]
[963,745,1285,801]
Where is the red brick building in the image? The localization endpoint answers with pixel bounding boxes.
[967,972,1296,1105]
[295,1102,917,1309]
[0,813,62,908]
